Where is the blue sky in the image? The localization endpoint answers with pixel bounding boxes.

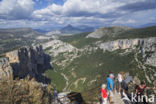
[0,0,156,29]
[34,0,64,9]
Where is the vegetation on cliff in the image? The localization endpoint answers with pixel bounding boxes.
[0,76,52,104]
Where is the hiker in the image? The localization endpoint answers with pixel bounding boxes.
[107,70,115,78]
[107,74,114,104]
[52,90,59,104]
[117,71,123,94]
[107,71,115,89]
[101,84,108,104]
[135,81,156,104]
[121,76,133,104]
[53,90,58,99]
[121,76,133,97]
[135,81,155,95]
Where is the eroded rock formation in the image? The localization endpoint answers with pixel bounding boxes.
[0,45,52,83]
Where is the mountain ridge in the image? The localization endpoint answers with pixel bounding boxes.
[86,26,132,38]
[60,24,94,34]
[0,27,52,54]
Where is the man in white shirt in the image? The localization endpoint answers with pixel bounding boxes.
[117,72,123,94]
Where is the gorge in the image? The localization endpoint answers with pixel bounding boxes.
[0,26,155,103]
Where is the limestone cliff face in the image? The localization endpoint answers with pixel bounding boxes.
[97,37,156,67]
[97,38,154,51]
[43,40,78,56]
[0,45,51,83]
[0,58,13,79]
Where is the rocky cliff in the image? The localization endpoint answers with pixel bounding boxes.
[96,37,156,67]
[0,58,13,79]
[43,40,78,57]
[0,45,52,83]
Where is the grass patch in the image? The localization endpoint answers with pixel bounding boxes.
[45,69,66,92]
[115,26,156,39]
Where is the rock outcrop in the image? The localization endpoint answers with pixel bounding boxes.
[0,45,52,83]
[0,58,13,79]
[96,37,156,66]
[43,40,78,56]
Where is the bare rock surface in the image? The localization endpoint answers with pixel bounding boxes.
[0,45,51,83]
[97,37,156,66]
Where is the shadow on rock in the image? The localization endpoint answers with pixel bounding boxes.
[7,45,52,84]
[67,92,86,104]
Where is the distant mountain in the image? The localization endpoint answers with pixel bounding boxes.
[60,24,94,34]
[139,23,156,28]
[34,29,49,34]
[0,28,41,39]
[78,25,95,32]
[86,26,131,38]
[0,28,50,54]
[46,30,61,36]
[34,25,94,35]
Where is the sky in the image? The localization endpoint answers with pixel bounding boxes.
[0,0,156,29]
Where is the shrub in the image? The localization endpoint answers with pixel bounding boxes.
[0,76,52,104]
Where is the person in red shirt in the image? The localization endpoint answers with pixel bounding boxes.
[136,82,155,96]
[101,84,108,104]
[135,81,156,104]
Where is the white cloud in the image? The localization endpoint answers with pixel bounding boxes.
[33,0,147,18]
[32,0,152,27]
[33,0,123,17]
[113,18,136,25]
[0,0,155,28]
[0,0,34,19]
[127,19,136,24]
[32,0,126,27]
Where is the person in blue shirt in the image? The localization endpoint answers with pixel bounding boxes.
[107,74,114,103]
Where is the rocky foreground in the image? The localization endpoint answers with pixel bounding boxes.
[0,45,53,104]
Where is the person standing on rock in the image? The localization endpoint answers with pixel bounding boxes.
[117,71,123,94]
[107,74,114,104]
[107,70,114,78]
[52,90,58,104]
[135,81,156,104]
[101,84,108,104]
